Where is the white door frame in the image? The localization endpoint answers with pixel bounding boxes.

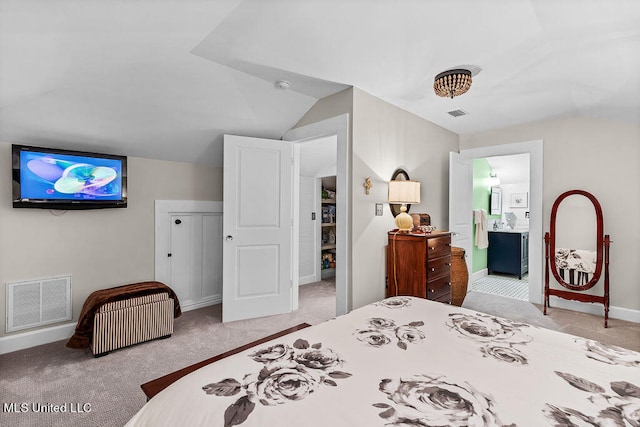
[283,114,350,316]
[459,139,543,304]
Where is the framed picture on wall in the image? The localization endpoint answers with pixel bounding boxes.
[510,192,528,208]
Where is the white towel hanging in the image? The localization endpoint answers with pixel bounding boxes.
[474,209,488,249]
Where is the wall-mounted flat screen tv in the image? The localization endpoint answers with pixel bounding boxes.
[12,144,127,209]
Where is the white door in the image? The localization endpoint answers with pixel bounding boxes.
[169,214,194,304]
[223,134,293,322]
[449,152,473,273]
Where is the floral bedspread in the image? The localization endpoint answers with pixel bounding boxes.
[126,297,640,427]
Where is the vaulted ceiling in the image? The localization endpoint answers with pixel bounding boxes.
[1,0,638,166]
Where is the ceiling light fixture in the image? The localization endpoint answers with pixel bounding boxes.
[433,69,472,99]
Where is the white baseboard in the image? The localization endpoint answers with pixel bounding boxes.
[299,275,317,286]
[180,295,221,312]
[548,296,640,324]
[0,322,76,355]
[470,268,488,284]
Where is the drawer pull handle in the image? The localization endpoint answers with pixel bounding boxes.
[430,247,436,251]
[447,282,451,286]
[445,263,451,266]
[430,268,435,272]
[430,289,435,293]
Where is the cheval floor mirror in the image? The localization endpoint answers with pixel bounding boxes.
[544,190,612,327]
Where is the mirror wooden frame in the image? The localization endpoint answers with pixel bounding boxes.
[543,189,611,327]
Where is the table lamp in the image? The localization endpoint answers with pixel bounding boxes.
[388,180,421,232]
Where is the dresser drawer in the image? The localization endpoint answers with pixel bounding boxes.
[433,293,452,304]
[426,255,451,279]
[426,235,451,259]
[427,275,451,300]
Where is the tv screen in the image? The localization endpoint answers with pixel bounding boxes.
[12,144,127,209]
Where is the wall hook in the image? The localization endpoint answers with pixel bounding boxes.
[364,177,372,195]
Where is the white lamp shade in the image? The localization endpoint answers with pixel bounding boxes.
[388,180,421,204]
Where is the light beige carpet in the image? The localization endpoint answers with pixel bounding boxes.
[0,280,336,427]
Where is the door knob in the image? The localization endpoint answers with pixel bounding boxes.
[226,235,233,242]
[174,219,182,225]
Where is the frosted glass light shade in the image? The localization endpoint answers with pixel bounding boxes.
[388,180,421,204]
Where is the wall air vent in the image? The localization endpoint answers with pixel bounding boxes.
[6,276,71,332]
[448,109,468,118]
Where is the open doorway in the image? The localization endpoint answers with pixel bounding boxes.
[452,139,543,304]
[284,113,350,316]
[297,137,337,317]
[469,154,530,301]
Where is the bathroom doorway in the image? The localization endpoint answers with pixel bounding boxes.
[451,139,543,304]
[470,154,530,301]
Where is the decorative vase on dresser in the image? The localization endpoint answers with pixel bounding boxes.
[386,231,452,303]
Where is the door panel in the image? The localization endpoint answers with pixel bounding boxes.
[238,148,282,228]
[449,152,473,274]
[298,176,318,283]
[155,201,223,311]
[202,213,222,299]
[170,214,194,304]
[223,134,293,322]
[237,245,279,297]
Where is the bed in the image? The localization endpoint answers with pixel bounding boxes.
[126,297,640,426]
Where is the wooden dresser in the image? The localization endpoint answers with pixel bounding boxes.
[386,231,452,303]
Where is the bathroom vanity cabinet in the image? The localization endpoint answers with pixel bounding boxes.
[487,231,529,279]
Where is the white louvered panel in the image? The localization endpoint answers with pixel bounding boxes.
[6,276,71,332]
[41,277,70,322]
[299,176,316,277]
[10,283,40,329]
[202,213,223,299]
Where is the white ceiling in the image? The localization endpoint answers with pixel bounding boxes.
[486,153,530,186]
[1,0,639,167]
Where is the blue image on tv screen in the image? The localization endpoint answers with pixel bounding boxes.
[20,150,123,201]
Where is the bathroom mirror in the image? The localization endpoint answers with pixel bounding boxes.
[389,168,410,217]
[490,187,502,215]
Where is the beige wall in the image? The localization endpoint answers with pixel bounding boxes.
[460,117,640,311]
[295,87,354,129]
[351,88,458,308]
[294,87,458,310]
[0,141,222,337]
